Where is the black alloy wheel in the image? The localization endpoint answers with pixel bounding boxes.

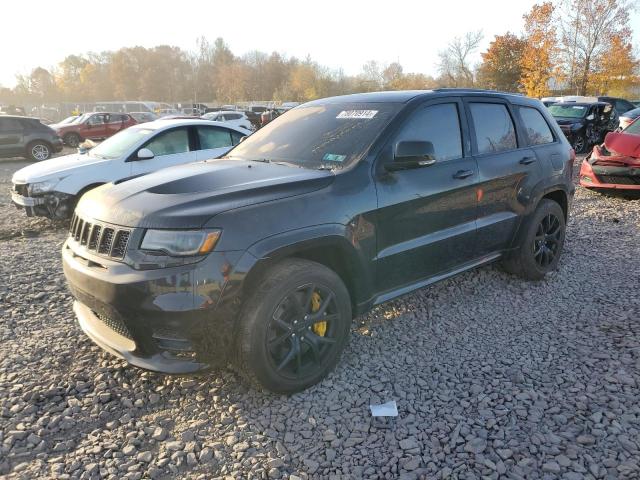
[266,283,338,379]
[532,213,562,268]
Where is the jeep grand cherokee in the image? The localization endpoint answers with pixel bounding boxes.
[62,89,575,393]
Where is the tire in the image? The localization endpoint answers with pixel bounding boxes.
[234,258,352,394]
[63,133,81,147]
[502,199,566,281]
[573,134,588,154]
[26,141,52,161]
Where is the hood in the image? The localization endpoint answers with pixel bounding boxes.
[11,153,110,184]
[77,160,335,229]
[604,131,640,158]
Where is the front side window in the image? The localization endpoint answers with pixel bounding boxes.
[469,103,517,154]
[197,127,233,149]
[87,114,105,125]
[395,103,463,161]
[144,128,190,157]
[519,107,554,146]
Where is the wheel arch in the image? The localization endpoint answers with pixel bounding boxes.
[242,228,373,315]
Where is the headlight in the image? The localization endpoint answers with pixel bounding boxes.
[140,229,221,256]
[27,179,60,196]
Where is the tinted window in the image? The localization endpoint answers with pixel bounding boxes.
[87,114,105,125]
[197,127,233,149]
[144,128,189,156]
[615,100,633,114]
[230,131,244,145]
[469,103,517,154]
[226,113,242,120]
[519,107,554,145]
[396,103,463,161]
[0,118,24,132]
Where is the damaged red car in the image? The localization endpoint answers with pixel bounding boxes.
[580,118,640,194]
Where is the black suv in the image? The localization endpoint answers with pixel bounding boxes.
[62,90,575,393]
[0,116,63,161]
[548,102,614,153]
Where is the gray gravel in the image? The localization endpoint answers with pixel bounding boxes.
[1,156,639,479]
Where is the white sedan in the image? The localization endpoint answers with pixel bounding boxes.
[202,111,253,131]
[11,119,248,219]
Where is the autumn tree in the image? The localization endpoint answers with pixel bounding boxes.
[477,33,526,92]
[559,0,634,95]
[590,34,639,95]
[437,31,484,87]
[520,2,558,97]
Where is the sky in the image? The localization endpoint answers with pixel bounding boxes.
[1,0,639,88]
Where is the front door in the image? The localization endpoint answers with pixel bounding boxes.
[130,126,196,176]
[464,98,544,256]
[83,114,109,139]
[374,99,479,293]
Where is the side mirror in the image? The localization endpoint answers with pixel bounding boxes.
[239,136,247,143]
[385,140,436,171]
[137,148,154,160]
[586,114,595,121]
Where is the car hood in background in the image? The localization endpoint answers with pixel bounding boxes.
[11,153,112,184]
[553,117,584,127]
[76,160,335,229]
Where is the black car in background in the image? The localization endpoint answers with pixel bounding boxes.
[597,96,636,116]
[0,116,63,161]
[548,102,614,153]
[63,89,575,393]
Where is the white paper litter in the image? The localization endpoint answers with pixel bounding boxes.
[369,400,398,417]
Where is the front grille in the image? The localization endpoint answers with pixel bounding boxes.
[93,310,133,340]
[597,174,640,185]
[69,213,131,260]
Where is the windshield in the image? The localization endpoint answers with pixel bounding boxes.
[624,118,640,135]
[548,104,588,119]
[72,113,91,124]
[225,102,402,169]
[59,116,78,125]
[88,127,156,159]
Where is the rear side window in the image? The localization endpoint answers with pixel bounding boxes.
[519,107,554,145]
[197,126,233,149]
[469,103,517,154]
[396,103,463,161]
[144,128,190,156]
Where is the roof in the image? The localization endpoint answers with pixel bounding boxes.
[549,101,609,107]
[135,118,248,132]
[305,88,534,105]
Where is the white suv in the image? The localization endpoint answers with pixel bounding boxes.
[201,111,253,131]
[11,119,248,219]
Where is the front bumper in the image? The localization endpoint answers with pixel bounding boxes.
[579,160,640,191]
[52,137,64,152]
[62,238,247,373]
[10,188,74,218]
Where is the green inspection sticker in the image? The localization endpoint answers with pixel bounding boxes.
[323,153,347,162]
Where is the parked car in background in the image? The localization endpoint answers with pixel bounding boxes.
[243,110,262,129]
[157,108,180,117]
[130,111,159,123]
[62,89,574,393]
[548,101,614,153]
[580,117,640,195]
[0,116,63,161]
[11,119,247,219]
[201,111,253,131]
[632,100,640,107]
[617,107,640,130]
[181,108,201,116]
[597,96,636,116]
[54,112,137,147]
[49,115,80,129]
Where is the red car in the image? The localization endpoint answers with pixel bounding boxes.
[579,117,640,194]
[54,112,137,147]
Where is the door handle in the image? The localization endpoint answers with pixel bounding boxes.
[453,169,473,179]
[520,156,536,165]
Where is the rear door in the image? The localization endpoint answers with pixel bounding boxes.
[130,126,196,176]
[0,118,25,156]
[374,98,479,293]
[465,98,544,256]
[195,125,243,160]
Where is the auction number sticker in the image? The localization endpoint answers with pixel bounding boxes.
[336,110,378,119]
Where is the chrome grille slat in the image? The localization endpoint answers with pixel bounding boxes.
[98,228,115,255]
[88,225,101,250]
[80,222,92,246]
[111,231,130,259]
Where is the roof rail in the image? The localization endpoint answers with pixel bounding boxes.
[433,88,524,96]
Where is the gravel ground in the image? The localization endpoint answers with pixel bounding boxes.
[1,156,639,480]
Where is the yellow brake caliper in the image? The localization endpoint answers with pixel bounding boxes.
[311,291,327,337]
